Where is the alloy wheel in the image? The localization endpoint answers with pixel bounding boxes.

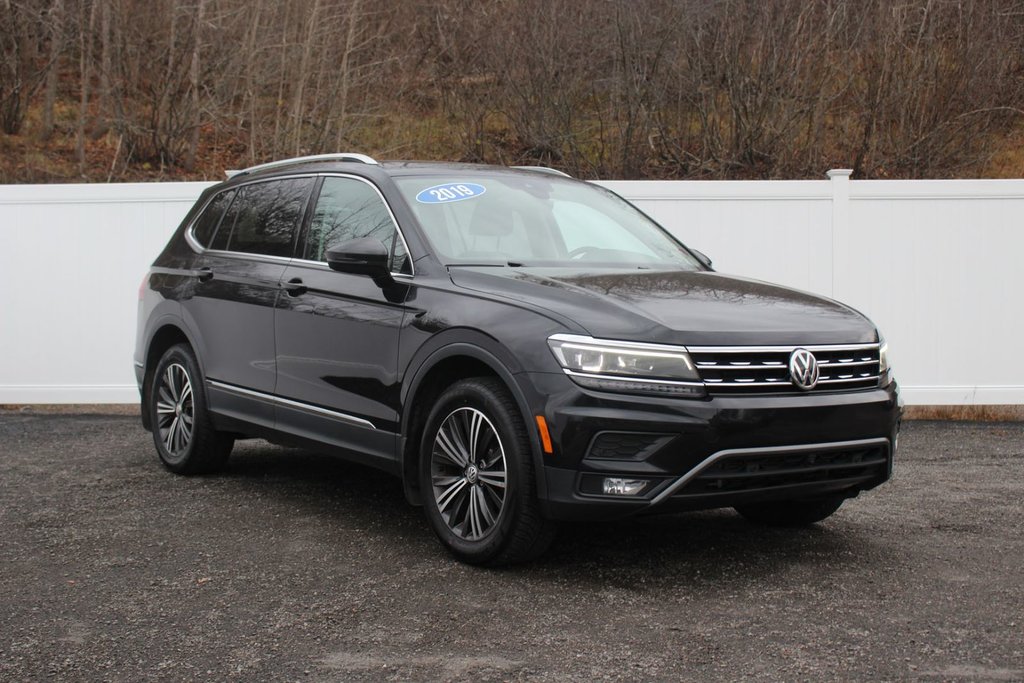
[430,407,508,541]
[155,362,194,456]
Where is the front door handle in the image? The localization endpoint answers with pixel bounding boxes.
[195,267,214,282]
[282,278,307,297]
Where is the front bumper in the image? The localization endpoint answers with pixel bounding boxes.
[521,372,901,521]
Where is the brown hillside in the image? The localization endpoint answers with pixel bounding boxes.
[3,0,1024,183]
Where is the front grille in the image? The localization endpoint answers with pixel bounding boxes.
[689,344,881,395]
[674,444,889,498]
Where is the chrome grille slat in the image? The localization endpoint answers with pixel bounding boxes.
[696,363,785,370]
[818,359,875,367]
[817,376,876,385]
[688,343,882,395]
[704,380,797,387]
[687,343,880,354]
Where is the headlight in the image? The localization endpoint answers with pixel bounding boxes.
[878,335,895,387]
[547,334,704,397]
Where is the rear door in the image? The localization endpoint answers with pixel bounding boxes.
[183,176,315,428]
[273,174,413,471]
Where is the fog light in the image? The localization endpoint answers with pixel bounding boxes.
[602,477,647,496]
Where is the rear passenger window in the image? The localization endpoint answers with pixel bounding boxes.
[304,177,407,272]
[191,190,234,248]
[211,178,313,257]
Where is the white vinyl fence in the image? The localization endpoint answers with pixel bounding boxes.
[1,171,1022,405]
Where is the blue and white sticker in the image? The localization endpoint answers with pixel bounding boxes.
[415,182,486,204]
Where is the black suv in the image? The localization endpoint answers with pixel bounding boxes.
[135,153,901,565]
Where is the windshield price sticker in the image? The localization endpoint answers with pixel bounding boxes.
[415,183,487,204]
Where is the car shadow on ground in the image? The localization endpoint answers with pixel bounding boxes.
[216,440,894,585]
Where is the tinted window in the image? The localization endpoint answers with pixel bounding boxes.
[392,232,411,275]
[210,178,313,257]
[304,177,409,273]
[192,190,234,248]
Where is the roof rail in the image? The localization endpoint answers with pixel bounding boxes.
[511,165,572,178]
[225,152,379,179]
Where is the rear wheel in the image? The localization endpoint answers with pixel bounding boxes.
[735,496,845,527]
[148,343,233,474]
[419,378,555,566]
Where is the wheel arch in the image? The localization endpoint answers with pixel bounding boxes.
[399,337,547,507]
[140,319,201,431]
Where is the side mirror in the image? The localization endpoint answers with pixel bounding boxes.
[691,249,713,270]
[326,237,393,285]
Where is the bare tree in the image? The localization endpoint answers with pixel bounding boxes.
[2,0,1023,181]
[75,0,97,173]
[183,0,206,171]
[1,0,53,134]
[39,0,64,141]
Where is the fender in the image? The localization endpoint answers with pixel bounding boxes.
[142,305,205,375]
[399,327,525,407]
[399,332,548,505]
[139,306,204,430]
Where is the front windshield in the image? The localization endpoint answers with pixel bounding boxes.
[393,174,701,269]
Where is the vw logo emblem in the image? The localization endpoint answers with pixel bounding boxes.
[789,348,819,390]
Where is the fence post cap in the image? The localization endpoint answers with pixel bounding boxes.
[827,168,854,179]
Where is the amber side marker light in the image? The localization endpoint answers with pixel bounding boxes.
[535,415,553,454]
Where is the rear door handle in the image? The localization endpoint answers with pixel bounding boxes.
[195,267,214,282]
[282,277,307,297]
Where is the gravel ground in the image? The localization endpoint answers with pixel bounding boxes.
[0,414,1022,682]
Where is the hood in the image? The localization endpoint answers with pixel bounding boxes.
[448,267,877,346]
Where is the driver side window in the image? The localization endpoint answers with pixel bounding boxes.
[304,177,409,273]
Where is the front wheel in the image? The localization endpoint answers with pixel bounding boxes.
[735,496,845,527]
[148,343,233,474]
[419,378,555,566]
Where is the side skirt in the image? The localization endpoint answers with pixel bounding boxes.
[206,379,401,476]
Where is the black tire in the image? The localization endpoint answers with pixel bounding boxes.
[148,343,233,475]
[735,496,845,527]
[419,377,555,566]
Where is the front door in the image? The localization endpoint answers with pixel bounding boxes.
[274,175,413,471]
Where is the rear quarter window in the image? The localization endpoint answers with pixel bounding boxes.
[191,190,235,248]
[211,178,314,257]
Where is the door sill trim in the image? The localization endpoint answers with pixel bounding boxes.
[207,379,377,430]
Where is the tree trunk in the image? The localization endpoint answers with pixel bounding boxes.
[156,0,178,166]
[184,0,207,171]
[243,0,263,163]
[333,0,360,151]
[291,0,321,155]
[90,0,110,138]
[77,0,98,174]
[272,5,290,157]
[40,0,64,142]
